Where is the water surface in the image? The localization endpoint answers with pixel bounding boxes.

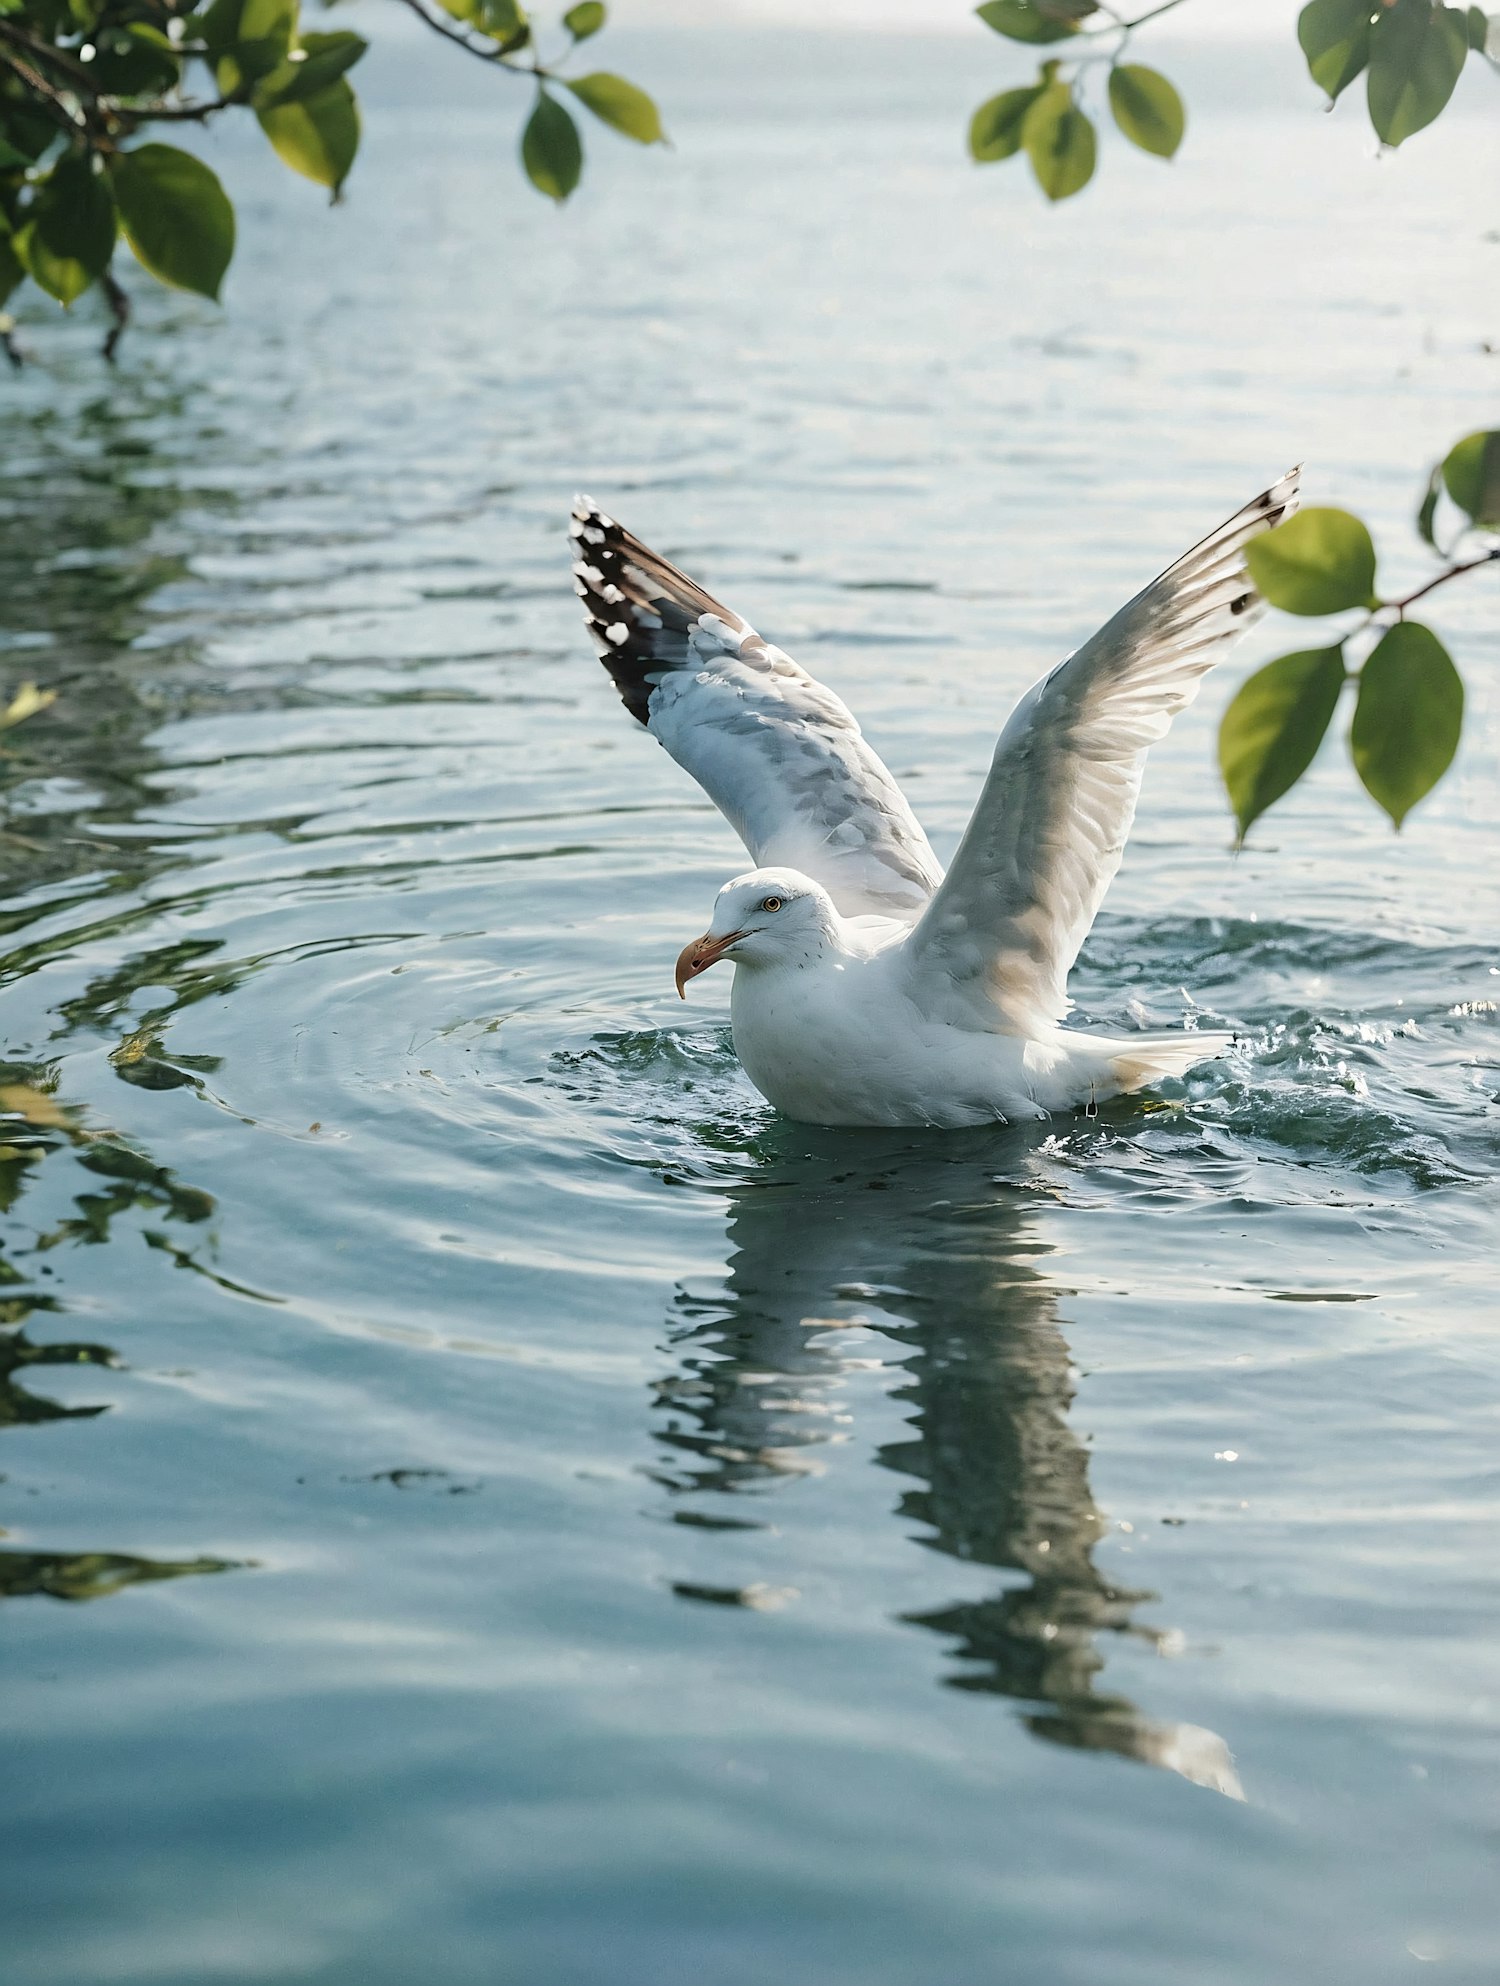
[2,25,1498,1984]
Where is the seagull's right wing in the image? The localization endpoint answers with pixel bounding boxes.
[571,498,942,919]
[899,470,1301,1036]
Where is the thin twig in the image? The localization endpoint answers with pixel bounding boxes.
[0,45,86,138]
[393,0,531,70]
[1118,0,1192,29]
[1076,0,1192,38]
[0,17,98,93]
[100,268,130,362]
[1389,546,1500,616]
[138,95,237,121]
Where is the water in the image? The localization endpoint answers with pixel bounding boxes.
[2,22,1498,1983]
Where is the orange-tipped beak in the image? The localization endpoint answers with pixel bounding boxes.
[675,931,743,998]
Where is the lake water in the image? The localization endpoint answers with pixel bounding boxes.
[2,21,1498,1984]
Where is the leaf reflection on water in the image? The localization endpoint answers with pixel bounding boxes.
[0,1065,240,1607]
[0,1549,236,1604]
[652,1127,1243,1801]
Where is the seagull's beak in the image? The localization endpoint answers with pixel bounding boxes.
[675,930,744,998]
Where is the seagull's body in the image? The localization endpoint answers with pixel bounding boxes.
[570,471,1300,1128]
[699,865,1207,1130]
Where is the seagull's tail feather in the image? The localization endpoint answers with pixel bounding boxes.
[568,495,748,726]
[1106,1030,1235,1093]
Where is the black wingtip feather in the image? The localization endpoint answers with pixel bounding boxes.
[568,497,745,727]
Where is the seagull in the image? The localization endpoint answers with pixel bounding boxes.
[570,470,1299,1128]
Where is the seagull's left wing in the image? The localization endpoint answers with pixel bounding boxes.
[571,498,942,919]
[899,470,1301,1035]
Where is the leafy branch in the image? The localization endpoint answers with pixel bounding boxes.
[968,0,1497,202]
[1219,431,1499,841]
[0,0,663,358]
[397,0,664,201]
[968,4,1495,841]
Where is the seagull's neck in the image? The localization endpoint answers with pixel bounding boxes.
[740,930,844,979]
[736,911,899,982]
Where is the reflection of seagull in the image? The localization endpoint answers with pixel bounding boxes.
[652,1127,1242,1798]
[571,471,1298,1127]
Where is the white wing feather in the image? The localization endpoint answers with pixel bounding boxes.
[900,469,1302,1035]
[571,498,942,919]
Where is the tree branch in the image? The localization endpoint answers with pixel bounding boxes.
[0,44,87,139]
[100,268,130,362]
[138,95,237,121]
[0,17,98,93]
[1118,0,1193,28]
[1390,547,1500,615]
[1078,0,1193,38]
[393,0,530,69]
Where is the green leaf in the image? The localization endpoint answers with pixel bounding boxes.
[210,0,299,90]
[1022,81,1095,200]
[435,0,527,38]
[1244,507,1378,615]
[0,98,57,163]
[976,0,1094,43]
[257,77,360,191]
[1107,63,1184,158]
[1367,0,1469,145]
[84,23,182,97]
[25,152,117,307]
[564,73,664,144]
[19,229,87,311]
[112,143,234,299]
[1466,4,1489,48]
[1297,0,1373,100]
[1350,621,1463,826]
[240,0,300,51]
[255,29,366,108]
[970,85,1043,161]
[0,139,30,171]
[563,0,605,38]
[1219,645,1347,842]
[1415,464,1442,548]
[1440,429,1500,526]
[199,0,247,55]
[522,89,582,200]
[475,0,524,30]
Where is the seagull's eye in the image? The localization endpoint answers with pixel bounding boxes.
[759,895,783,913]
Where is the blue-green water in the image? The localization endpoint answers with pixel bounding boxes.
[2,23,1498,1983]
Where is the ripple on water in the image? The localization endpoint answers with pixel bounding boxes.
[538,973,1496,1208]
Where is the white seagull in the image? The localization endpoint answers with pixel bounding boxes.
[570,471,1298,1128]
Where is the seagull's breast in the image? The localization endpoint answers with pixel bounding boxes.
[728,951,1039,1129]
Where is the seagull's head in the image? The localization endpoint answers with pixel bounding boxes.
[675,868,838,997]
